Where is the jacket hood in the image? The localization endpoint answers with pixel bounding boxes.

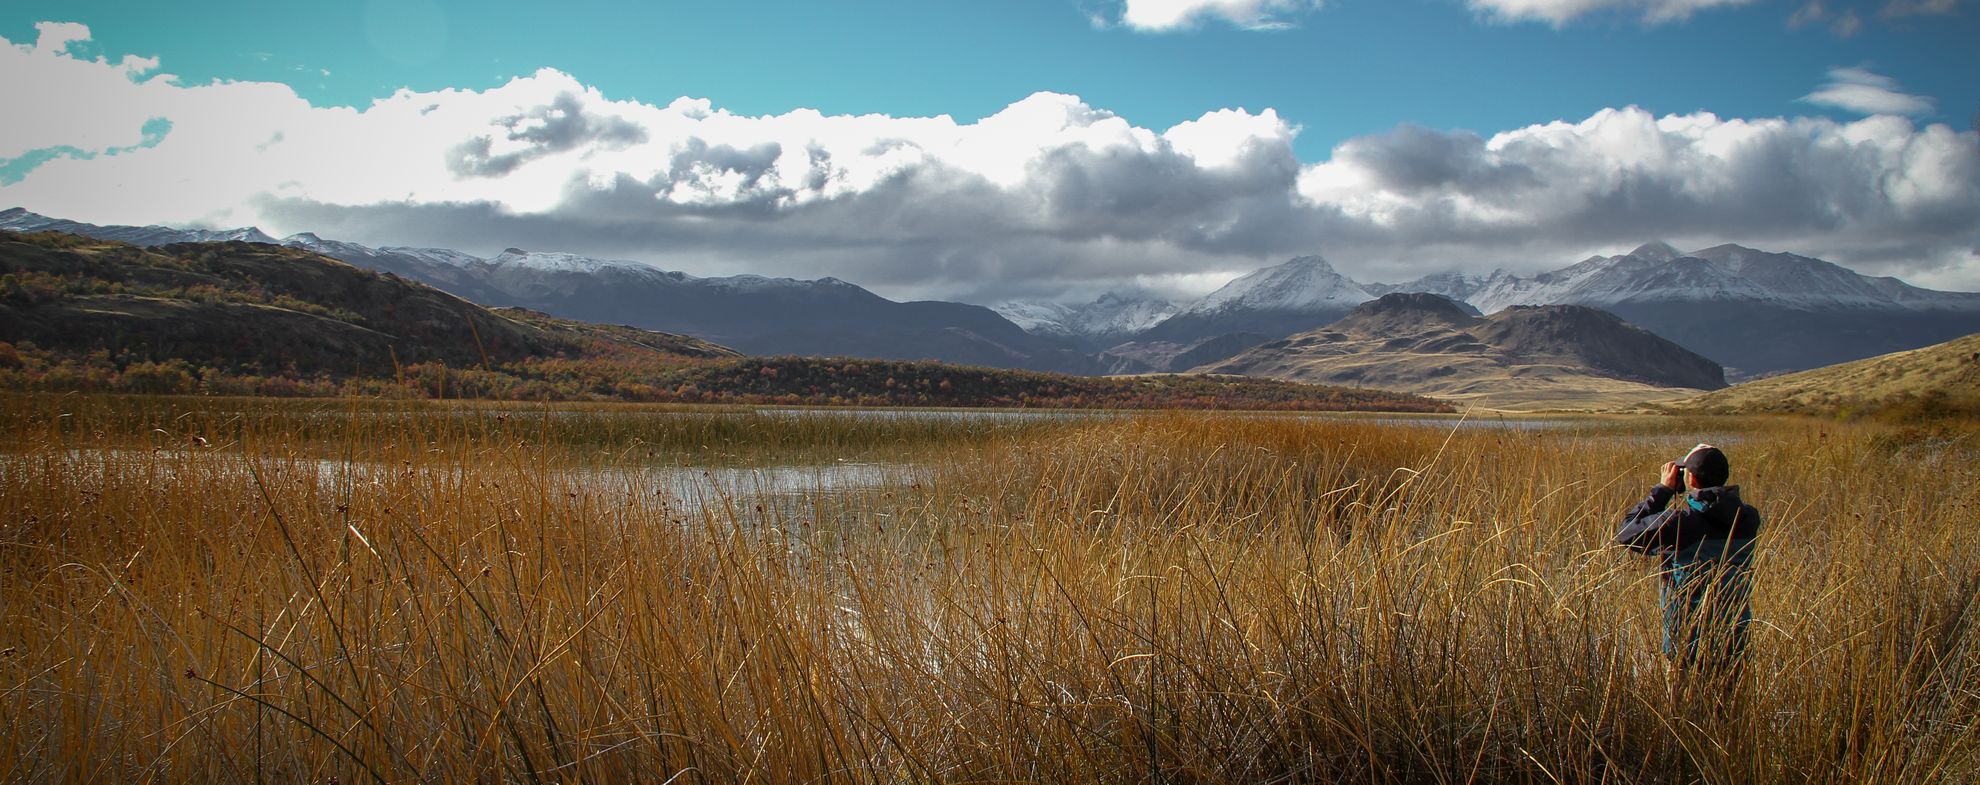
[1690,485,1747,528]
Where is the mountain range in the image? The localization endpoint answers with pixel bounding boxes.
[0,208,1106,375]
[0,230,1451,411]
[6,207,1976,381]
[1083,242,1980,378]
[1362,242,1980,377]
[1201,293,1726,410]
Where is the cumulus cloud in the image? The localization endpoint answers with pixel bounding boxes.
[1110,0,1325,31]
[1297,106,1980,287]
[1801,66,1936,116]
[1465,0,1761,25]
[2,23,1977,300]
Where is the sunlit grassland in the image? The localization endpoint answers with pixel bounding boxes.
[2,394,1976,783]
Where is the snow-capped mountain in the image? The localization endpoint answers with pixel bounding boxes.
[1386,241,1980,316]
[283,233,482,269]
[1,207,277,246]
[1136,255,1374,347]
[1079,255,1379,372]
[1361,271,1503,313]
[1186,255,1372,316]
[1467,245,1778,314]
[487,248,662,275]
[1688,244,1975,311]
[1362,241,1980,377]
[991,292,1178,348]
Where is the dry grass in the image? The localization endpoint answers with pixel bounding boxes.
[2,394,1977,783]
[1684,333,1980,418]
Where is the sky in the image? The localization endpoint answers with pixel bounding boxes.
[1,0,1977,304]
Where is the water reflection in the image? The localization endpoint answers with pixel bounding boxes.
[21,449,914,517]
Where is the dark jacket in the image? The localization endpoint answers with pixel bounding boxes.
[1615,484,1761,565]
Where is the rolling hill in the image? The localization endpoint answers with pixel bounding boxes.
[1197,293,1725,411]
[1681,332,1980,419]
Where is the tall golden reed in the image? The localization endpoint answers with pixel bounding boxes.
[1,395,1975,782]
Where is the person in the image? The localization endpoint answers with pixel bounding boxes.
[1615,443,1761,673]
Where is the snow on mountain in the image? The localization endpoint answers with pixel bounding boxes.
[1,207,277,246]
[1429,242,1980,314]
[990,301,1079,335]
[1084,293,1180,336]
[283,232,383,259]
[1184,255,1373,316]
[377,246,485,268]
[193,227,280,244]
[488,248,670,275]
[282,233,487,270]
[1687,244,1927,310]
[1469,251,1778,313]
[1363,270,1510,311]
[704,273,862,294]
[993,292,1179,342]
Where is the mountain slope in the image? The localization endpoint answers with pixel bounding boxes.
[1198,293,1725,410]
[0,230,736,386]
[1681,332,1980,417]
[2,209,1104,374]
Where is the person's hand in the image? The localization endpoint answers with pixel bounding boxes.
[1660,461,1684,491]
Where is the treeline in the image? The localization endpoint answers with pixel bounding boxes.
[0,342,1451,412]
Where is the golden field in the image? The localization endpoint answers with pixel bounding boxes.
[1684,333,1980,419]
[1,394,1976,783]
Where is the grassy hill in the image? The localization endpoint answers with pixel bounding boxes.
[1200,293,1724,411]
[0,231,1449,411]
[1681,332,1980,420]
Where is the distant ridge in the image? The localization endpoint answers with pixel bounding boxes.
[1370,242,1980,378]
[0,208,1104,374]
[1199,293,1724,410]
[11,208,1979,380]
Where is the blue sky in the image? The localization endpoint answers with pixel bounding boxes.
[8,0,1974,159]
[2,0,1977,301]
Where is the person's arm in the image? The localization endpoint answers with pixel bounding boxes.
[1614,462,1684,552]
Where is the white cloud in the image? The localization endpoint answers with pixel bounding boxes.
[3,23,1977,300]
[1,22,165,160]
[1296,106,1980,288]
[1465,0,1760,25]
[1801,66,1936,116]
[1113,0,1324,31]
